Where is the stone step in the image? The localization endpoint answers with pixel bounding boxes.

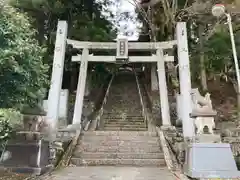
[104,121,146,125]
[103,115,144,119]
[104,105,141,107]
[79,140,160,147]
[104,124,147,128]
[104,101,141,104]
[70,158,166,167]
[104,122,145,126]
[102,113,144,121]
[104,127,147,131]
[104,110,143,113]
[103,113,143,116]
[102,116,145,123]
[104,102,141,106]
[81,135,159,142]
[106,96,140,99]
[83,131,157,137]
[74,152,164,159]
[103,126,147,130]
[107,95,139,97]
[74,144,161,153]
[104,110,143,114]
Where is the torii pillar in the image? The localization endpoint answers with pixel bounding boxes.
[46,21,68,139]
[176,22,195,139]
[156,49,171,126]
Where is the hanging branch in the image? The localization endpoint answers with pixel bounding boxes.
[126,0,157,41]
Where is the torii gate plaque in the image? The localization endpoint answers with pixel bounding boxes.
[116,38,129,64]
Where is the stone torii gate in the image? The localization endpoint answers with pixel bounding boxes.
[46,20,194,140]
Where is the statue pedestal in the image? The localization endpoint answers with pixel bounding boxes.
[195,134,221,143]
[0,132,53,175]
[183,143,240,179]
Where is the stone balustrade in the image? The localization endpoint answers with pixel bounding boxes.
[88,75,114,130]
[134,70,147,123]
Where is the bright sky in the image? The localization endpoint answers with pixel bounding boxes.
[120,0,139,40]
[113,0,141,40]
[99,0,141,40]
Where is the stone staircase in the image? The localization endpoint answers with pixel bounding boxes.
[70,131,166,167]
[100,71,147,131]
[70,71,167,167]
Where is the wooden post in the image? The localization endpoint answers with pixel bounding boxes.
[156,49,171,126]
[176,22,195,139]
[72,48,89,125]
[46,21,68,135]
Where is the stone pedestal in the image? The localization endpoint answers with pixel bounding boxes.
[0,132,53,175]
[184,143,240,179]
[195,134,221,143]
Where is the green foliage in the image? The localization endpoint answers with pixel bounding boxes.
[204,31,232,74]
[11,0,117,87]
[89,64,110,88]
[0,108,22,128]
[0,108,22,150]
[11,0,117,43]
[0,5,49,109]
[190,25,240,81]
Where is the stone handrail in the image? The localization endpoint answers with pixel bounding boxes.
[156,127,191,180]
[88,75,114,130]
[82,84,105,130]
[223,137,240,156]
[157,127,175,170]
[134,70,147,122]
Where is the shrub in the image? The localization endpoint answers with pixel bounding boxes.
[0,109,22,151]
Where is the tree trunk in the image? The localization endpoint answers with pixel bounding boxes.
[198,24,208,92]
[70,63,77,93]
[230,79,240,125]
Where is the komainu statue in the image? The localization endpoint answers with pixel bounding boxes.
[190,88,217,134]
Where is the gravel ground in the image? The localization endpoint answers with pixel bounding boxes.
[0,170,31,180]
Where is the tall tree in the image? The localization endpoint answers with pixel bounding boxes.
[0,4,48,109]
[10,0,118,91]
